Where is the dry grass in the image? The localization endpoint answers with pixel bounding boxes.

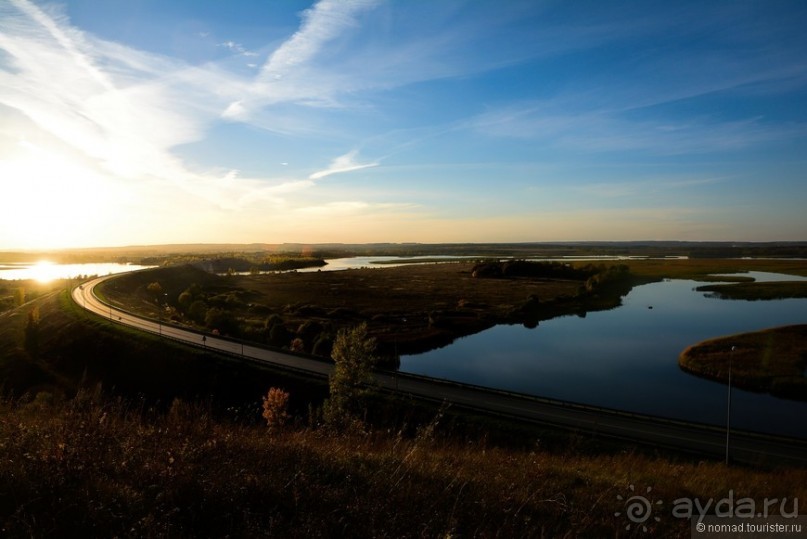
[623,258,807,281]
[100,262,623,355]
[2,392,805,538]
[679,325,807,400]
[101,259,807,358]
[234,262,582,315]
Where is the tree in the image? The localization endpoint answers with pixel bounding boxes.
[24,306,40,358]
[261,387,291,431]
[312,335,334,358]
[14,287,26,307]
[204,307,239,335]
[268,323,291,348]
[146,281,163,295]
[324,323,377,427]
[178,290,193,311]
[188,300,208,324]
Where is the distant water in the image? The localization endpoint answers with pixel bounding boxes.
[0,261,154,282]
[299,254,666,272]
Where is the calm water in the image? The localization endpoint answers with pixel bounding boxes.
[0,262,154,282]
[401,273,807,438]
[298,255,481,271]
[301,254,665,272]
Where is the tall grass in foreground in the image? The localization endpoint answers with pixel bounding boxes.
[1,390,803,538]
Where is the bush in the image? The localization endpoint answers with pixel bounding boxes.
[269,324,291,347]
[178,290,193,311]
[290,337,305,353]
[312,335,334,358]
[261,387,291,431]
[297,320,323,343]
[24,306,40,358]
[204,308,240,336]
[188,300,208,324]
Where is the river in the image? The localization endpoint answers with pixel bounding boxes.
[401,272,807,438]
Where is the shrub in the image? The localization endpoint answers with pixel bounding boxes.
[269,323,291,347]
[297,320,323,342]
[312,335,334,358]
[290,337,305,353]
[178,290,193,311]
[261,387,291,431]
[24,306,40,357]
[204,308,241,336]
[188,300,208,324]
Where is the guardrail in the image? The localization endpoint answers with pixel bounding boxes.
[81,280,331,381]
[377,367,807,445]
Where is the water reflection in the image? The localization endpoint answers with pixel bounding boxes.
[401,277,807,438]
[0,262,154,282]
[711,271,807,283]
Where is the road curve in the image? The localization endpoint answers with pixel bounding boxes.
[73,275,807,467]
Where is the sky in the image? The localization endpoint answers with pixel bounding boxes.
[1,0,806,250]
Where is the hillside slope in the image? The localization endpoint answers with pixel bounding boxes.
[1,288,805,537]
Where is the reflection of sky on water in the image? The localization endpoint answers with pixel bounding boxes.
[711,271,807,283]
[0,262,154,282]
[402,278,807,438]
[298,256,481,272]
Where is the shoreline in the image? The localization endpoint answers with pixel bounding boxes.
[678,324,807,401]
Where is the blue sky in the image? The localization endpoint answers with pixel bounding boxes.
[1,0,806,249]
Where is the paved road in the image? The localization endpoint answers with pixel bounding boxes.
[72,276,333,378]
[73,275,807,467]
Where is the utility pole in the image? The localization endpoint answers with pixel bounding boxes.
[159,293,167,337]
[725,345,735,465]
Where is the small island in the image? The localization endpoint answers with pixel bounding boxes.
[679,325,807,401]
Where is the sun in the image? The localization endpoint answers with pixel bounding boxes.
[0,142,116,249]
[29,260,59,284]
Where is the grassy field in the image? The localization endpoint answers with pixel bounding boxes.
[695,281,807,300]
[621,257,807,281]
[0,278,66,314]
[2,387,806,537]
[679,325,807,400]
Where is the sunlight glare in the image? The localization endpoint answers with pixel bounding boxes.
[30,260,58,284]
[0,141,119,249]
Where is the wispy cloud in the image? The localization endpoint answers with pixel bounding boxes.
[2,0,804,247]
[469,103,807,156]
[222,0,380,119]
[460,2,807,158]
[1,0,442,250]
[262,0,378,76]
[309,150,378,180]
[218,40,258,57]
[0,0,384,215]
[1,1,219,164]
